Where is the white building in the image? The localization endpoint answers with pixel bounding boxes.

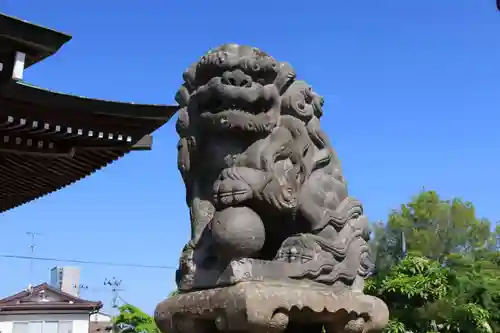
[89,312,113,333]
[89,313,112,323]
[0,283,102,333]
[50,267,81,298]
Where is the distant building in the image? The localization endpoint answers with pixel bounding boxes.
[89,312,112,323]
[50,267,81,297]
[89,312,113,333]
[0,283,102,333]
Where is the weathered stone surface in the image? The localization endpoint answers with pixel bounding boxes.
[155,281,389,333]
[155,44,389,333]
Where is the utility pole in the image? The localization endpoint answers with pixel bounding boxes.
[104,277,125,311]
[26,231,41,284]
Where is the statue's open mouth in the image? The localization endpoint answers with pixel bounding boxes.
[206,106,270,117]
[192,78,281,133]
[194,77,275,104]
[197,85,278,115]
[200,108,278,133]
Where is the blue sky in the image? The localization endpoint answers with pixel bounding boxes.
[1,0,499,314]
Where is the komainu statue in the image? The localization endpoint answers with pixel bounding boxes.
[155,44,389,333]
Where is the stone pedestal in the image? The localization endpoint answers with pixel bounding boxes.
[155,281,389,333]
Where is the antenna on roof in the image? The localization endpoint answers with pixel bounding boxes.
[74,283,89,290]
[26,283,33,295]
[26,231,41,286]
[72,283,89,298]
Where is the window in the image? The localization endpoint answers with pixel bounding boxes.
[57,322,72,333]
[12,322,28,333]
[28,322,42,333]
[42,322,58,333]
[12,321,73,333]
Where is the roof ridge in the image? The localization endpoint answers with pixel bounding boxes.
[0,282,101,304]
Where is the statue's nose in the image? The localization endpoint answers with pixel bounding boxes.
[222,70,252,87]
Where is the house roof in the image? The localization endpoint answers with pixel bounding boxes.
[0,283,102,313]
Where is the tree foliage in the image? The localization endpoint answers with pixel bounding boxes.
[112,304,159,333]
[112,291,178,333]
[368,190,499,333]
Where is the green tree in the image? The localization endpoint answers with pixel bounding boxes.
[366,255,449,333]
[374,190,491,264]
[368,190,499,333]
[366,255,494,333]
[111,291,178,333]
[112,304,159,333]
[369,220,401,274]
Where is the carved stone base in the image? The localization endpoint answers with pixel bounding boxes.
[155,281,389,333]
[179,257,367,293]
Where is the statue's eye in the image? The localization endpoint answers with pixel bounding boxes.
[304,95,313,104]
[299,89,311,103]
[297,102,305,110]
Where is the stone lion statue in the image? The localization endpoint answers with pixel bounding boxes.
[173,44,372,293]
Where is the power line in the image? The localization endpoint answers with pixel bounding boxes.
[0,254,176,270]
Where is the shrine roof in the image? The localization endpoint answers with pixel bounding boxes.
[0,13,180,213]
[0,80,178,213]
[0,13,71,68]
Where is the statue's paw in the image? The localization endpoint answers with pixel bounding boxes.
[260,177,299,212]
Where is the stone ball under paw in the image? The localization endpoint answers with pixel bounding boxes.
[211,206,265,258]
